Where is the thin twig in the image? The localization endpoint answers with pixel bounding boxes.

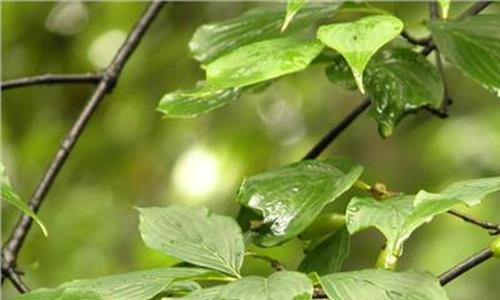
[439,247,494,285]
[448,210,500,235]
[400,31,432,47]
[457,1,492,20]
[2,268,29,293]
[302,98,371,160]
[245,252,287,271]
[1,73,102,90]
[1,0,166,292]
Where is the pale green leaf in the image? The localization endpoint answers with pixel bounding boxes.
[415,177,500,206]
[16,268,211,300]
[326,48,443,137]
[428,15,500,96]
[317,15,403,93]
[138,205,245,277]
[438,0,451,19]
[182,271,313,300]
[189,4,340,63]
[1,164,48,237]
[157,85,241,118]
[282,0,308,32]
[237,157,363,247]
[299,226,350,275]
[320,269,449,300]
[206,37,324,90]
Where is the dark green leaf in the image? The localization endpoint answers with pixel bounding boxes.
[157,85,241,118]
[190,4,340,63]
[326,48,443,137]
[1,164,47,236]
[428,15,500,96]
[16,268,211,300]
[299,226,350,275]
[317,15,403,93]
[138,206,245,277]
[206,37,323,89]
[237,157,363,247]
[182,271,313,300]
[320,269,449,300]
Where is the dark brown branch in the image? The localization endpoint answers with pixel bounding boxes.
[401,31,432,47]
[1,0,166,292]
[302,98,371,160]
[448,210,500,235]
[457,1,492,20]
[1,73,102,90]
[439,247,494,285]
[245,252,287,271]
[2,268,29,293]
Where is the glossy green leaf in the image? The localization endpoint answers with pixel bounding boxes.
[182,271,313,300]
[282,0,308,32]
[206,37,324,90]
[326,48,443,137]
[320,269,449,300]
[1,164,48,237]
[438,0,451,19]
[317,15,403,93]
[415,176,500,206]
[429,15,500,96]
[299,226,350,275]
[16,268,211,300]
[157,85,241,118]
[189,4,340,63]
[138,206,245,277]
[237,157,363,247]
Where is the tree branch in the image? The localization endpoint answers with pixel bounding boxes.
[302,98,371,160]
[245,252,287,271]
[448,210,500,235]
[1,73,102,90]
[457,1,492,20]
[1,0,166,292]
[439,247,494,286]
[400,31,431,47]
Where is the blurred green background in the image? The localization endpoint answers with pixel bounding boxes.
[1,1,499,299]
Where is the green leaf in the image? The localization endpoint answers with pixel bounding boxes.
[157,85,241,118]
[428,15,500,96]
[299,226,350,275]
[16,268,211,300]
[237,157,363,247]
[189,4,340,63]
[438,0,451,19]
[282,0,308,32]
[326,48,443,137]
[138,205,245,277]
[317,15,403,93]
[320,269,449,300]
[182,271,313,300]
[1,164,48,237]
[206,37,324,89]
[415,177,500,206]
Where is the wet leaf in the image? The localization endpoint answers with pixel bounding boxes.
[346,177,500,268]
[320,269,449,300]
[317,15,403,93]
[282,0,307,32]
[237,157,363,247]
[326,48,443,137]
[181,271,313,300]
[138,206,245,277]
[206,37,324,89]
[189,3,340,63]
[1,164,48,237]
[299,226,350,275]
[428,15,500,96]
[157,85,241,118]
[16,268,211,300]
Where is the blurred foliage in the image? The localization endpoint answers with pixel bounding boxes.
[1,1,499,299]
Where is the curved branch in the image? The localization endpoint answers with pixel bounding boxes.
[1,0,166,292]
[448,210,500,235]
[1,73,102,90]
[439,247,494,286]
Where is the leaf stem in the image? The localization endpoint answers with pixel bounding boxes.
[245,251,287,271]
